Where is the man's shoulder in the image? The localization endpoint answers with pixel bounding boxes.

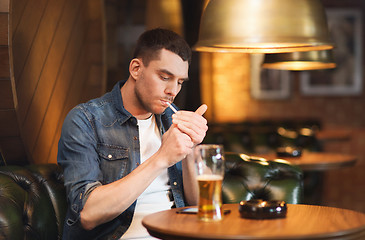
[82,92,114,110]
[65,91,118,125]
[74,80,124,114]
[73,91,112,112]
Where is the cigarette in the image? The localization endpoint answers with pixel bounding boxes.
[166,102,178,113]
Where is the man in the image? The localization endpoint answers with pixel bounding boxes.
[58,28,208,239]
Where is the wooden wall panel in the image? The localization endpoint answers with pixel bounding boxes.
[20,0,82,152]
[11,0,27,35]
[39,48,89,164]
[0,0,25,164]
[0,14,8,45]
[0,109,19,137]
[47,0,106,163]
[30,4,86,163]
[0,0,105,164]
[0,80,14,108]
[0,46,9,78]
[83,0,107,99]
[0,1,9,12]
[16,0,68,125]
[0,137,27,165]
[12,0,48,83]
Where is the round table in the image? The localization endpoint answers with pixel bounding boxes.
[252,152,357,171]
[142,204,365,240]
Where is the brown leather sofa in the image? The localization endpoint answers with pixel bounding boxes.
[0,153,302,240]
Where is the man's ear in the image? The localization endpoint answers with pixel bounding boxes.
[129,58,142,79]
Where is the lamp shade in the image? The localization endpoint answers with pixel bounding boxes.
[262,50,336,70]
[193,0,334,53]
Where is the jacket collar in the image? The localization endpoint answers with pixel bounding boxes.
[111,80,133,125]
[111,80,174,129]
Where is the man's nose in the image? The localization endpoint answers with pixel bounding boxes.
[165,82,179,96]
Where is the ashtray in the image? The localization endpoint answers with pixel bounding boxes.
[276,147,302,157]
[239,200,287,219]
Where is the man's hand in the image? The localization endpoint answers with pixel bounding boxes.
[157,125,194,167]
[172,104,208,146]
[153,104,208,168]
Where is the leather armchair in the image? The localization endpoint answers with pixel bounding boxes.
[0,153,302,239]
[0,164,66,240]
[223,153,303,204]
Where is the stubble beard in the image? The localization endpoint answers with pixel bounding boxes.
[134,81,166,115]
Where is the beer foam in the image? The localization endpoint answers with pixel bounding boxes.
[197,174,223,181]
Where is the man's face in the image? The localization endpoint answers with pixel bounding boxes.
[135,49,189,115]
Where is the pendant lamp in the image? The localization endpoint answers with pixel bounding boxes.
[193,0,334,53]
[262,50,336,70]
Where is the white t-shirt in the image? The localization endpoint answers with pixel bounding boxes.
[121,115,173,240]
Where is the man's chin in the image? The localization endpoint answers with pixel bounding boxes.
[157,108,168,114]
[151,107,167,115]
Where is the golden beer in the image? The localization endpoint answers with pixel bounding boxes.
[197,174,223,221]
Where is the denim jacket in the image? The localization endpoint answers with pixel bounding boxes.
[57,81,186,240]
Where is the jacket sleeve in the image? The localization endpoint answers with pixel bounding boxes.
[57,105,102,224]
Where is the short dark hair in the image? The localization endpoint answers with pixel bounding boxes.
[133,28,192,66]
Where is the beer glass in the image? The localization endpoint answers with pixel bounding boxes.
[194,144,225,222]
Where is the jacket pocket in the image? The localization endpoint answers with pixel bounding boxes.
[97,143,129,183]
